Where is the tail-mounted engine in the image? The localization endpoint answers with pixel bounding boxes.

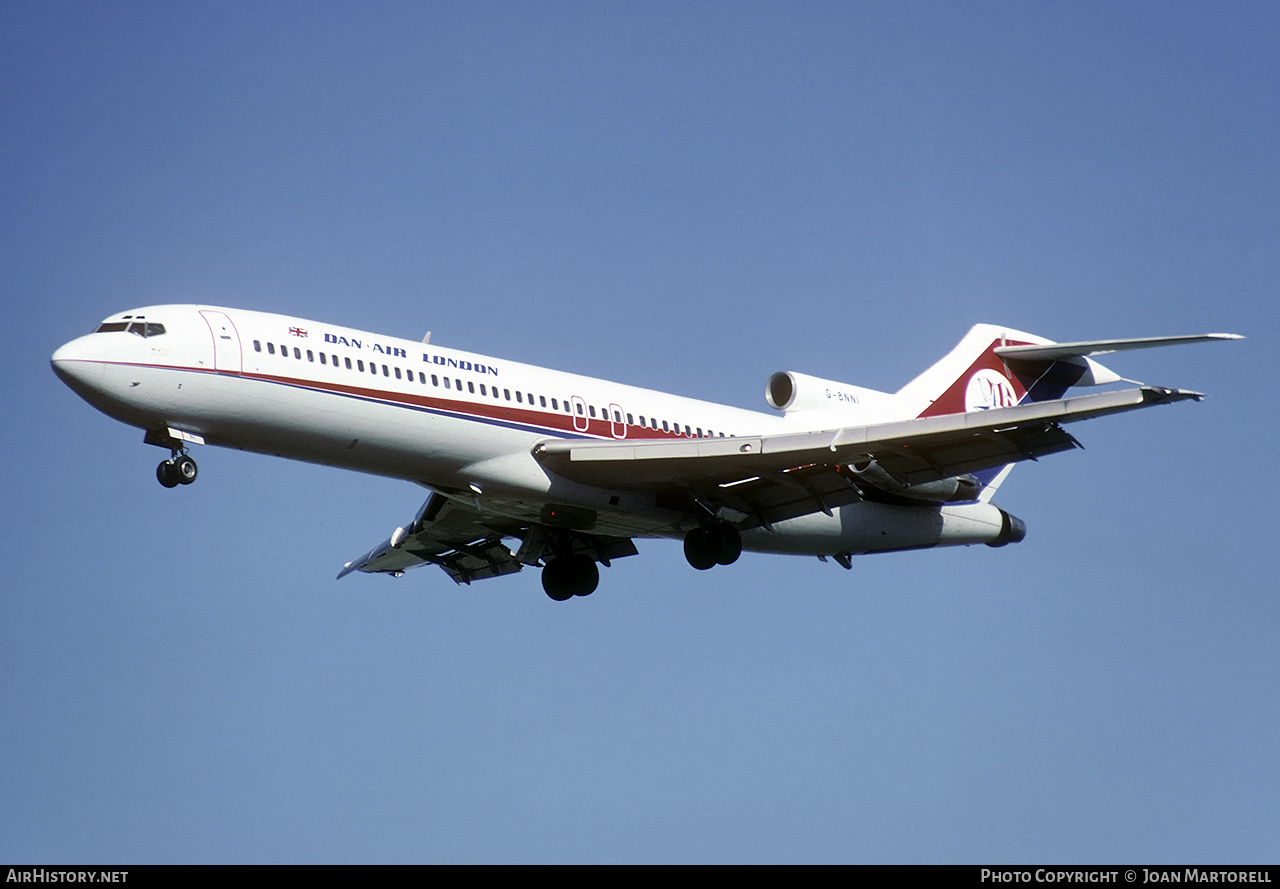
[765,371,892,416]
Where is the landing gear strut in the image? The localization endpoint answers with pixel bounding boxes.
[156,452,198,488]
[683,523,741,571]
[541,553,599,601]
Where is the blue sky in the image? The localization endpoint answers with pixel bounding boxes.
[2,1,1276,863]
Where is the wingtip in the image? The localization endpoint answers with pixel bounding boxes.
[1142,386,1206,403]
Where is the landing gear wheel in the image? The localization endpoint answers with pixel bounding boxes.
[175,454,198,485]
[708,523,741,566]
[156,460,180,488]
[570,555,599,597]
[541,554,600,600]
[683,528,717,570]
[542,562,575,601]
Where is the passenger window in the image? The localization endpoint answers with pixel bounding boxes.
[267,343,275,355]
[504,389,511,400]
[468,381,475,394]
[431,374,438,386]
[516,392,523,403]
[589,405,596,418]
[551,398,558,411]
[540,396,547,408]
[293,347,301,359]
[444,378,451,389]
[307,350,314,362]
[480,384,487,396]
[357,360,364,372]
[253,340,262,352]
[345,357,352,370]
[394,367,401,379]
[662,420,669,432]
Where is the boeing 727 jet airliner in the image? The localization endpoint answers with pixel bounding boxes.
[52,306,1238,600]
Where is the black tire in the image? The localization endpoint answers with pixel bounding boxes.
[683,528,717,570]
[541,561,575,601]
[175,455,198,485]
[709,523,741,566]
[156,460,180,488]
[570,555,599,596]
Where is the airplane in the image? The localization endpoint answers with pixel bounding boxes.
[51,305,1239,600]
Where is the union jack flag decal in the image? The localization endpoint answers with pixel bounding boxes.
[289,327,308,337]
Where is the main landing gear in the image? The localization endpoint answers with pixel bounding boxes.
[156,452,198,488]
[541,553,600,601]
[683,523,741,571]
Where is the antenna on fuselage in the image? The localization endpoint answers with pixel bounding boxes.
[422,331,431,344]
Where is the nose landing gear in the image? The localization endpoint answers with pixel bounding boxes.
[156,452,198,488]
[146,428,201,489]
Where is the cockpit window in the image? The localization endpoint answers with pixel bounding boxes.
[95,316,165,337]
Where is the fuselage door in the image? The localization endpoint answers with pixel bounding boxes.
[570,395,589,433]
[200,310,242,374]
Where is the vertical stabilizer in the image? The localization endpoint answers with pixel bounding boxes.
[895,324,1056,419]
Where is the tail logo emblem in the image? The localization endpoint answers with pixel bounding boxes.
[965,369,1018,411]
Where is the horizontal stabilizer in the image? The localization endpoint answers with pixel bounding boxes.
[994,333,1242,362]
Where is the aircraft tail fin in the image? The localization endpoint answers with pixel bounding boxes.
[895,324,1065,419]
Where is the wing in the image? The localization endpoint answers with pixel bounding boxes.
[338,491,639,585]
[534,386,1202,527]
[338,491,527,584]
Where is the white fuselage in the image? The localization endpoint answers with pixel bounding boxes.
[52,305,1013,557]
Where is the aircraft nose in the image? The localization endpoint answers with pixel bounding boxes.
[51,336,104,390]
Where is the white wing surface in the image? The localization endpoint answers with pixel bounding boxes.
[533,386,1202,527]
